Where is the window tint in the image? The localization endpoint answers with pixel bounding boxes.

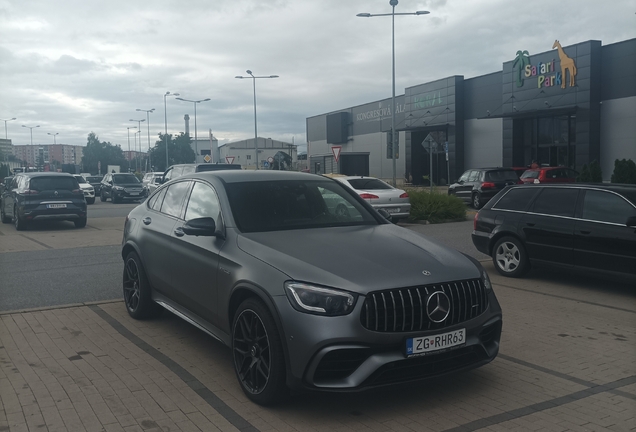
[29,176,78,191]
[160,181,191,218]
[467,171,480,182]
[531,188,578,217]
[582,190,636,225]
[148,188,167,212]
[486,170,518,182]
[113,174,139,184]
[492,188,540,211]
[185,182,221,222]
[346,178,392,190]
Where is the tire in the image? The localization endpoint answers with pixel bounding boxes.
[123,251,162,319]
[232,298,288,406]
[492,236,529,278]
[100,191,107,202]
[87,198,95,205]
[472,193,482,209]
[13,206,26,231]
[74,217,87,228]
[112,195,120,204]
[0,203,11,223]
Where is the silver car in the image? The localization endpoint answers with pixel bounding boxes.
[121,171,502,405]
[332,176,411,221]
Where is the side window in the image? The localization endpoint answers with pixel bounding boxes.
[468,171,480,182]
[148,188,167,211]
[492,188,541,211]
[458,171,470,182]
[160,181,192,218]
[531,188,579,217]
[582,190,636,225]
[184,182,221,223]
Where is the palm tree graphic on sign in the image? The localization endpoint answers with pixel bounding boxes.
[512,50,530,87]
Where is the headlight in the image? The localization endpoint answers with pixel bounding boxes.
[113,186,124,191]
[285,282,357,316]
[482,270,492,291]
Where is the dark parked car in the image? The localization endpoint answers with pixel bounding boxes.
[122,170,502,405]
[448,168,520,209]
[1,172,87,230]
[85,175,104,195]
[519,166,578,184]
[1,176,13,195]
[100,173,144,203]
[472,183,636,283]
[161,163,242,183]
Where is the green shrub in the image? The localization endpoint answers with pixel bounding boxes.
[407,189,466,223]
[577,160,602,182]
[610,159,636,184]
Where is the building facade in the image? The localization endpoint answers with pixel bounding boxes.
[219,137,297,170]
[307,38,636,184]
[11,144,84,169]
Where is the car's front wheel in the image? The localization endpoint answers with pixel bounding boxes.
[492,236,529,277]
[100,191,107,202]
[232,298,287,406]
[13,206,26,231]
[0,203,11,223]
[123,251,162,319]
[74,217,87,228]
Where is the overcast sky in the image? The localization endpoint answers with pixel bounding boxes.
[1,0,634,153]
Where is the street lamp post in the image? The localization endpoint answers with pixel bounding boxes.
[1,117,16,139]
[127,126,137,172]
[235,71,279,169]
[47,132,59,144]
[22,124,40,171]
[129,119,145,172]
[175,97,210,162]
[357,1,429,186]
[136,108,155,169]
[163,92,180,169]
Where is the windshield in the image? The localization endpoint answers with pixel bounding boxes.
[73,175,88,184]
[346,178,392,190]
[225,179,379,233]
[87,177,102,182]
[520,171,540,179]
[113,174,140,184]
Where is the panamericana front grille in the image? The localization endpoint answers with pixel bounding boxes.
[360,279,488,332]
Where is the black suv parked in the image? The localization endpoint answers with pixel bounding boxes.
[0,172,87,230]
[162,163,242,183]
[472,183,636,283]
[100,173,144,203]
[86,175,104,195]
[448,168,520,209]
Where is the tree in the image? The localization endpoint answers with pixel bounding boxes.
[148,132,196,171]
[578,160,602,183]
[81,132,126,174]
[611,159,636,184]
[269,151,292,170]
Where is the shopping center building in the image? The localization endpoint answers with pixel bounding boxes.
[306,38,635,184]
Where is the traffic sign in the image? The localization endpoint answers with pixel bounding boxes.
[331,146,342,163]
[267,156,274,163]
[225,156,235,164]
[203,154,211,163]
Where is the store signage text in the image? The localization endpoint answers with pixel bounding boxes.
[524,60,562,88]
[355,103,405,122]
[413,91,444,109]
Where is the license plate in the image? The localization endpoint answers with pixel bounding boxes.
[406,329,466,357]
[47,203,67,209]
[387,207,400,213]
[129,192,139,196]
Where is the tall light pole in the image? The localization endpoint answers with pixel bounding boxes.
[136,108,155,169]
[358,1,429,186]
[1,117,16,139]
[22,124,39,171]
[163,92,180,169]
[47,132,59,144]
[175,97,210,162]
[127,126,137,172]
[235,71,279,169]
[129,119,145,172]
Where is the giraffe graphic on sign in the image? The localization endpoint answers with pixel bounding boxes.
[552,40,577,88]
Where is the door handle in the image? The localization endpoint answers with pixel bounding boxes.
[142,217,151,225]
[579,230,591,235]
[174,227,184,237]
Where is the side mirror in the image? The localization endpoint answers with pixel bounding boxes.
[182,217,217,236]
[626,216,636,228]
[377,208,393,222]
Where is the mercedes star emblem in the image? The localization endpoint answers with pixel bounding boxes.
[426,291,451,323]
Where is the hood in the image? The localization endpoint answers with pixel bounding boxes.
[237,224,481,294]
[78,183,93,190]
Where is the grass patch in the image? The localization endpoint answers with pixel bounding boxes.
[407,189,466,223]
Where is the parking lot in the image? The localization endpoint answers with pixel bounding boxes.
[0,205,634,431]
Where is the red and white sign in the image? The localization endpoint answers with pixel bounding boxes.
[225,156,235,164]
[331,146,342,163]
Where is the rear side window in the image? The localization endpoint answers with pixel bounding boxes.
[29,177,78,191]
[581,190,636,224]
[346,178,392,190]
[492,188,540,211]
[531,188,579,217]
[486,170,518,182]
[148,188,167,212]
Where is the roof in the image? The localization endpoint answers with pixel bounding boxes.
[17,172,73,177]
[184,170,325,184]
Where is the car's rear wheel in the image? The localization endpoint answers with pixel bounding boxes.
[13,206,26,231]
[74,217,87,228]
[123,251,162,319]
[232,298,287,406]
[0,204,10,223]
[492,236,529,277]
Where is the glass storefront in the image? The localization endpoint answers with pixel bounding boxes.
[521,115,576,168]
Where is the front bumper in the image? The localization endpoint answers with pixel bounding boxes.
[113,189,144,200]
[272,289,502,392]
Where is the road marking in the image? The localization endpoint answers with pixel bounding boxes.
[19,234,53,249]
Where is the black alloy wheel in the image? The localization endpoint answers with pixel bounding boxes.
[0,203,10,223]
[123,251,162,319]
[492,236,529,278]
[13,206,26,231]
[232,299,287,405]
